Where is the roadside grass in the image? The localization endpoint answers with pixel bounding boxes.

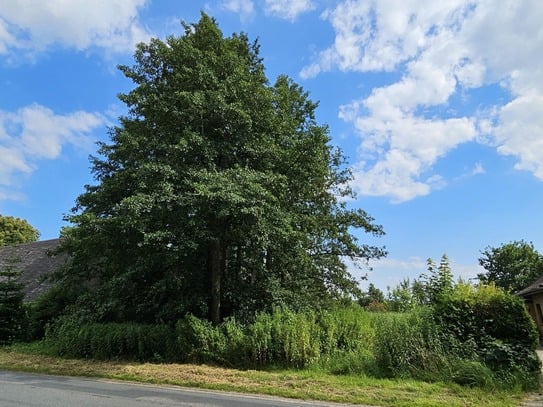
[0,343,535,407]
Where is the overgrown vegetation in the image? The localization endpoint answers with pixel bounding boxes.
[35,280,539,391]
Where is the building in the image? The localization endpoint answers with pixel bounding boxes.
[517,276,543,338]
[0,238,65,301]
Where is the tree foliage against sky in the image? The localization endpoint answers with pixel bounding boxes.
[56,14,385,324]
[477,240,543,294]
[0,214,40,247]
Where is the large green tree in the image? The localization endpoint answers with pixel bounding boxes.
[478,240,543,293]
[0,214,40,247]
[57,14,385,324]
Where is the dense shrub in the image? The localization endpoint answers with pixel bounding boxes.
[26,284,81,341]
[432,283,541,389]
[175,314,226,364]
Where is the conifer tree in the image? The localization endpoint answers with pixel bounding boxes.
[0,257,25,344]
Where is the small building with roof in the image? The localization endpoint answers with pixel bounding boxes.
[0,238,65,302]
[517,275,543,338]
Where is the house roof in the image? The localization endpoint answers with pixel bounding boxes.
[0,238,65,301]
[516,275,543,298]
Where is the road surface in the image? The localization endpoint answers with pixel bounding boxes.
[0,370,366,407]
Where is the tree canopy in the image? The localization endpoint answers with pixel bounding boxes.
[0,214,40,247]
[56,14,385,324]
[477,240,543,293]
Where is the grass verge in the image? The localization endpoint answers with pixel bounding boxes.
[0,344,536,407]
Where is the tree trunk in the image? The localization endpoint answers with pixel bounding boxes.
[208,239,222,325]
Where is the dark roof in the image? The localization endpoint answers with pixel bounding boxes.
[0,238,66,301]
[516,275,543,298]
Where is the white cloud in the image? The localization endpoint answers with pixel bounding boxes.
[341,96,478,202]
[471,161,485,176]
[0,0,152,57]
[304,0,543,202]
[264,0,315,21]
[0,104,106,200]
[221,0,256,22]
[494,93,543,178]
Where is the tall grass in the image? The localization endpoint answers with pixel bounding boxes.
[43,302,540,390]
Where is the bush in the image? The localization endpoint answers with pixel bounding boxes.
[26,284,81,341]
[449,359,494,387]
[432,283,541,389]
[175,314,226,364]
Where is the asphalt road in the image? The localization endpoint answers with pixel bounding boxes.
[0,370,364,407]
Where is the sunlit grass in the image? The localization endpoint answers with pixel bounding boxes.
[0,343,536,407]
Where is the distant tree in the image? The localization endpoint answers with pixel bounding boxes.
[55,14,386,325]
[421,255,454,303]
[478,240,543,293]
[359,283,385,308]
[0,214,40,247]
[387,279,417,312]
[387,255,455,310]
[0,257,26,344]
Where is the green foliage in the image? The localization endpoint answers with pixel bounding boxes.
[175,314,226,364]
[433,283,540,389]
[373,308,448,380]
[358,283,385,308]
[386,278,421,311]
[39,301,540,390]
[250,308,320,368]
[386,255,455,311]
[46,316,175,361]
[421,255,454,303]
[0,258,27,345]
[56,13,385,325]
[0,214,40,247]
[478,240,543,293]
[316,306,374,356]
[26,284,82,340]
[448,359,495,388]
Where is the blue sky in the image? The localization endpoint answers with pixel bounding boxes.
[1,0,543,292]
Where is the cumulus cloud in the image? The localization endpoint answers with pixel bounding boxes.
[264,0,315,21]
[0,0,152,57]
[221,0,256,22]
[303,0,543,202]
[0,104,106,200]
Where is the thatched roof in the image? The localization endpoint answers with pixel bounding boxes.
[517,275,543,298]
[0,238,65,301]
